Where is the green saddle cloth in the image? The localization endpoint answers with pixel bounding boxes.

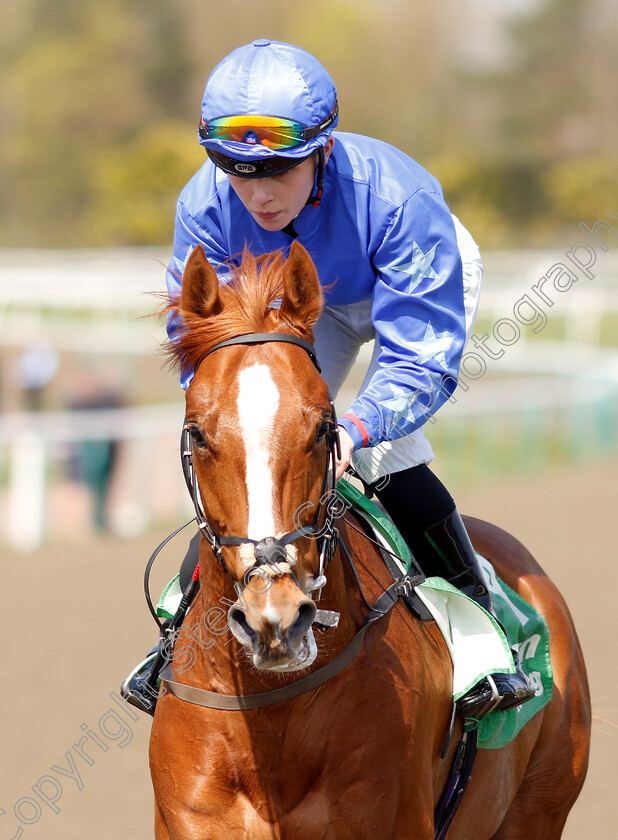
[335,478,553,750]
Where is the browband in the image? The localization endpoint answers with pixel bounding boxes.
[194,332,321,373]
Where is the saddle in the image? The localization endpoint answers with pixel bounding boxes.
[335,477,553,750]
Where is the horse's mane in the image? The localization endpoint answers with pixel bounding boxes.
[163,249,307,374]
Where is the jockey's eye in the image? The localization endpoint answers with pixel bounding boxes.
[188,425,208,449]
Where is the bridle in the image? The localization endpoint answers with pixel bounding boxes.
[162,333,479,836]
[181,331,342,593]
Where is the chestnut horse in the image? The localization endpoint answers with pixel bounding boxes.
[149,242,590,839]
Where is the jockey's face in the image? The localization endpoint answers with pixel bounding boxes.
[228,138,334,232]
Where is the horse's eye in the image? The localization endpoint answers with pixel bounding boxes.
[188,425,208,449]
[316,419,330,441]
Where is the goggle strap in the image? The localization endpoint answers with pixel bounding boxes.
[303,101,339,140]
[308,147,326,209]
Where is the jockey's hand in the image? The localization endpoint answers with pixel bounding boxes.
[335,426,356,482]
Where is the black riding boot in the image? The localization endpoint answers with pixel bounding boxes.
[120,645,161,716]
[416,509,535,719]
[371,465,534,719]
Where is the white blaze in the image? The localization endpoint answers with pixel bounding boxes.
[236,363,280,540]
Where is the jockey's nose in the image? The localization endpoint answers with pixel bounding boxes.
[251,179,274,205]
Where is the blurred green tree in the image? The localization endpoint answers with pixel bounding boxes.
[452,0,618,244]
[89,121,204,245]
[0,0,615,248]
[0,0,196,246]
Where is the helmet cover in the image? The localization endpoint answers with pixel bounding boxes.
[199,39,338,161]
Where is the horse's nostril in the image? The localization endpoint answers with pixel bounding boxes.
[228,606,258,648]
[287,600,317,644]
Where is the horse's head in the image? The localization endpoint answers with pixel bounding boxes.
[170,242,336,672]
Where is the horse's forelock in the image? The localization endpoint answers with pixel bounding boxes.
[164,249,307,373]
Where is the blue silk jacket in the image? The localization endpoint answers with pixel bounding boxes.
[166,131,466,452]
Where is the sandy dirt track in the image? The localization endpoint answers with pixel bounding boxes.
[1,456,616,838]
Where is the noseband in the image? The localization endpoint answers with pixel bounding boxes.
[181,331,341,591]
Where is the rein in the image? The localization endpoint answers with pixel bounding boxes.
[160,568,425,710]
[167,328,430,708]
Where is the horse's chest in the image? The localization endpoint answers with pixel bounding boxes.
[173,715,407,838]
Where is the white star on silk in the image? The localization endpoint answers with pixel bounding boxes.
[174,246,223,283]
[379,383,415,429]
[392,242,438,293]
[414,322,453,369]
[173,245,196,276]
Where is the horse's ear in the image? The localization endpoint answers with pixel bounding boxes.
[180,245,221,318]
[280,241,323,330]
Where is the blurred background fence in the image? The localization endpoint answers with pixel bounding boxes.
[1,247,616,550]
[1,0,617,550]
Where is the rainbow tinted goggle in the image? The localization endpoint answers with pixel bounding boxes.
[199,102,338,151]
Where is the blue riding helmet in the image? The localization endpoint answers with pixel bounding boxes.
[198,39,338,166]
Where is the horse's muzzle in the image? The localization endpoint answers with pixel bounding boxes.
[227,587,318,671]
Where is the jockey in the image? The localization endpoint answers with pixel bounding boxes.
[122,39,533,719]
